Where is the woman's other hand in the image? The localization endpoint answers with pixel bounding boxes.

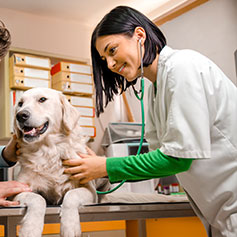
[63,147,107,184]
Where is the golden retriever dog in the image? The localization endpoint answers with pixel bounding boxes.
[13,87,109,237]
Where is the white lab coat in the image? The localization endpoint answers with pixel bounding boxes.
[145,46,237,237]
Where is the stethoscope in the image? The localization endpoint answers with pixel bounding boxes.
[97,39,145,195]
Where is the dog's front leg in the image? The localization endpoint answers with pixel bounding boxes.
[60,186,96,237]
[14,192,46,237]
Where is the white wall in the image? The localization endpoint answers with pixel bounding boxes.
[160,0,237,84]
[0,7,91,60]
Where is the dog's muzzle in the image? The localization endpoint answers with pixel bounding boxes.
[16,110,49,142]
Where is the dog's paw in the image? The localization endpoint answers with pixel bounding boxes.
[60,225,81,237]
[60,222,81,237]
[60,210,81,237]
[19,226,42,237]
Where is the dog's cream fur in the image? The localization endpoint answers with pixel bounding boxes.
[13,87,109,237]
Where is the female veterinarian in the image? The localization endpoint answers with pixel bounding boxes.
[66,5,236,237]
[0,20,31,206]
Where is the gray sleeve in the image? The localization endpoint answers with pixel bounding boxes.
[0,146,11,168]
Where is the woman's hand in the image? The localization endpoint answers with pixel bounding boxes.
[3,134,20,163]
[0,181,31,207]
[63,147,107,184]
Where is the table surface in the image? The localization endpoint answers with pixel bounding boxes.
[0,202,195,222]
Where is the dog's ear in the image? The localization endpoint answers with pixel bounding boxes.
[60,94,80,134]
[13,106,21,139]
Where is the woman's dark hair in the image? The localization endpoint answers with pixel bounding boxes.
[91,6,166,116]
[0,20,11,59]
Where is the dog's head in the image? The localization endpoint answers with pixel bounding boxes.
[14,87,80,143]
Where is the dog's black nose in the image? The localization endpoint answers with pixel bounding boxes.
[16,110,30,123]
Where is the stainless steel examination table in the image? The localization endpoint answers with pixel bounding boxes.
[0,202,195,237]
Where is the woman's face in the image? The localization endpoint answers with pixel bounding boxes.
[95,33,143,82]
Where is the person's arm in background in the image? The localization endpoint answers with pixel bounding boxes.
[0,21,32,206]
[0,21,13,167]
[0,135,18,167]
[0,181,31,206]
[0,136,31,207]
[0,146,11,167]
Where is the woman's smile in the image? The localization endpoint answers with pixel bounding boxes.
[118,63,126,73]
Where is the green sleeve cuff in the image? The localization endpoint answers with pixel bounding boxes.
[106,149,193,183]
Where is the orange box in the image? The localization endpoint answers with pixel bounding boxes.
[81,126,96,138]
[74,106,95,117]
[79,116,95,126]
[51,61,91,76]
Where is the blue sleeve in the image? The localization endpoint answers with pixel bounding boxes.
[0,146,13,168]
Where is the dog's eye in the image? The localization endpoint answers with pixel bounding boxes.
[39,97,47,103]
[18,101,23,107]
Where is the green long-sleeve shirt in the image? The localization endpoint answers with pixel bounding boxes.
[106,149,193,183]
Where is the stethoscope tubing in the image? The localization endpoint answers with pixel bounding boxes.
[97,39,145,195]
